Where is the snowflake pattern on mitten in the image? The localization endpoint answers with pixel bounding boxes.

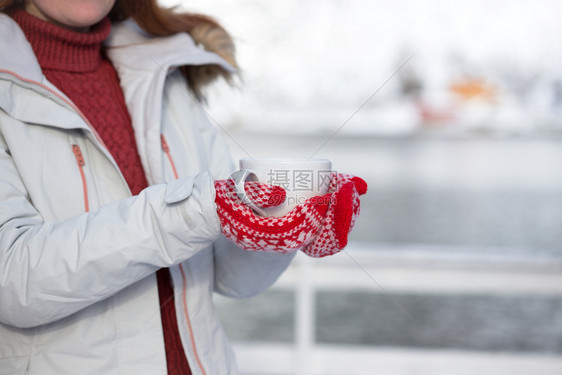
[215,173,367,257]
[215,179,328,253]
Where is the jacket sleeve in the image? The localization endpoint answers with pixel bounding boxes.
[195,109,297,298]
[213,235,297,298]
[0,133,221,328]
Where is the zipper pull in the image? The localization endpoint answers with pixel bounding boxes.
[71,144,89,213]
[72,144,85,166]
[161,134,179,180]
[161,134,170,153]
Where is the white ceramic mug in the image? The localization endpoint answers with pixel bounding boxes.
[231,158,333,217]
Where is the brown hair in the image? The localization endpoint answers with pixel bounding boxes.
[1,0,237,100]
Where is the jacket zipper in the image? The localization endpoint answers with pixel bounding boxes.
[71,145,90,213]
[161,134,179,179]
[161,135,206,375]
[179,264,207,375]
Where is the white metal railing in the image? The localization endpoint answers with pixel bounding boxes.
[295,255,315,375]
[235,244,562,375]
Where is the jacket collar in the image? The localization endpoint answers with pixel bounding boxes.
[0,13,235,130]
[105,19,236,74]
[0,13,235,84]
[0,13,44,83]
[0,14,91,133]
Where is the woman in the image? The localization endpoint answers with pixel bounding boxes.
[0,0,366,374]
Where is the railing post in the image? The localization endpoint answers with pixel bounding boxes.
[295,253,315,375]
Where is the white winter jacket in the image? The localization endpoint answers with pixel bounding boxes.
[0,14,295,375]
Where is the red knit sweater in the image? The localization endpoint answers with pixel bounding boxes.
[12,10,191,375]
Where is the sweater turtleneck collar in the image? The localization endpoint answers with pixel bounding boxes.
[11,9,111,73]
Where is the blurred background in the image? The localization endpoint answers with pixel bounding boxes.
[161,0,562,374]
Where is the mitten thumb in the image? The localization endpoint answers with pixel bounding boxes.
[351,176,368,195]
[332,181,357,249]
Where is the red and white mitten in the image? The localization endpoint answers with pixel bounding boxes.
[215,179,329,253]
[302,173,367,257]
